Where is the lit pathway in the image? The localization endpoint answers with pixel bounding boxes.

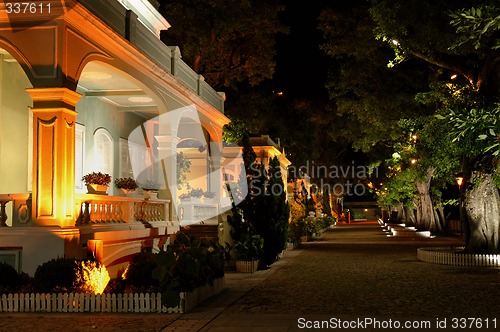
[182,222,500,331]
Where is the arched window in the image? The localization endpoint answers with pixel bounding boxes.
[93,128,113,176]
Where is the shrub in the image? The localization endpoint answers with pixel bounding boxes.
[123,252,159,293]
[153,232,225,308]
[34,257,109,294]
[34,258,80,293]
[0,262,18,293]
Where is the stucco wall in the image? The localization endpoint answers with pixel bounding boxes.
[0,58,32,194]
[75,97,148,195]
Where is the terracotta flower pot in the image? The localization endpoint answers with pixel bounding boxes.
[86,184,108,195]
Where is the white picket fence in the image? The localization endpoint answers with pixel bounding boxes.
[0,277,224,314]
[417,247,500,267]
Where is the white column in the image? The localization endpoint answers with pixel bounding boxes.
[155,134,179,221]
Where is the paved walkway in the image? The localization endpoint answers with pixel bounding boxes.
[2,222,500,331]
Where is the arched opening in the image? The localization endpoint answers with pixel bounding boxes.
[76,61,163,195]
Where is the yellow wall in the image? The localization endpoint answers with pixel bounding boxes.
[0,57,33,194]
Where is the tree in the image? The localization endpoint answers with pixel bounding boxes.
[318,2,433,153]
[158,0,288,90]
[370,0,500,252]
[254,156,290,267]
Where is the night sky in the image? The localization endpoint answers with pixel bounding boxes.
[274,1,330,100]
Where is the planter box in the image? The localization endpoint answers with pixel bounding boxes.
[0,277,225,314]
[117,188,136,197]
[86,184,108,195]
[235,260,258,273]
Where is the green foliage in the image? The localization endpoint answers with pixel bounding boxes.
[233,233,264,261]
[124,252,159,293]
[450,4,500,51]
[222,119,248,144]
[319,2,433,154]
[176,152,192,190]
[153,233,224,308]
[290,195,307,222]
[253,156,290,266]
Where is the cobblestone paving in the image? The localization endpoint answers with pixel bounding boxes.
[3,223,500,331]
[0,313,180,332]
[225,224,500,318]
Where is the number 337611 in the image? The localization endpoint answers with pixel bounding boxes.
[5,2,51,14]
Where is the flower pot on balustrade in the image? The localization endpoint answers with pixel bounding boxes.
[86,184,108,195]
[235,260,259,273]
[143,190,158,199]
[117,188,136,197]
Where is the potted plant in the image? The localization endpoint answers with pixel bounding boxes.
[188,188,204,202]
[140,180,161,199]
[178,193,191,202]
[233,233,264,273]
[82,172,111,195]
[203,190,217,203]
[114,177,138,196]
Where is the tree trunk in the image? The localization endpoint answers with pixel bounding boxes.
[404,205,416,227]
[464,172,500,253]
[414,168,440,232]
[396,203,405,223]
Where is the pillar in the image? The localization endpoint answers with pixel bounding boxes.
[155,133,179,221]
[26,88,82,227]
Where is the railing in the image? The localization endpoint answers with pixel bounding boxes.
[178,200,218,225]
[0,194,31,227]
[78,0,224,113]
[75,194,170,225]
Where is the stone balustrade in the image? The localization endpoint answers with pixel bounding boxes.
[179,200,219,225]
[74,194,170,225]
[0,193,31,227]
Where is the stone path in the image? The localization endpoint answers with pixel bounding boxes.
[2,222,500,331]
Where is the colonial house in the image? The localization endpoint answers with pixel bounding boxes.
[0,0,233,278]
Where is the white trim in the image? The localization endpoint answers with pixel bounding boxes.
[117,0,171,36]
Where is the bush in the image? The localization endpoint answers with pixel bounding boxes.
[153,232,225,308]
[123,252,159,293]
[34,258,80,293]
[0,262,18,293]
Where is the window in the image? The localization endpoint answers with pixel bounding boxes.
[119,138,151,180]
[93,128,113,176]
[0,249,22,273]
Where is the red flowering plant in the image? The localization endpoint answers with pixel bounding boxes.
[82,172,112,186]
[114,177,138,190]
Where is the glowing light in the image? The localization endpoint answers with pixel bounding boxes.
[450,74,458,80]
[128,96,153,103]
[81,71,112,80]
[276,91,284,96]
[392,39,400,46]
[411,159,417,164]
[456,176,463,187]
[77,261,110,294]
